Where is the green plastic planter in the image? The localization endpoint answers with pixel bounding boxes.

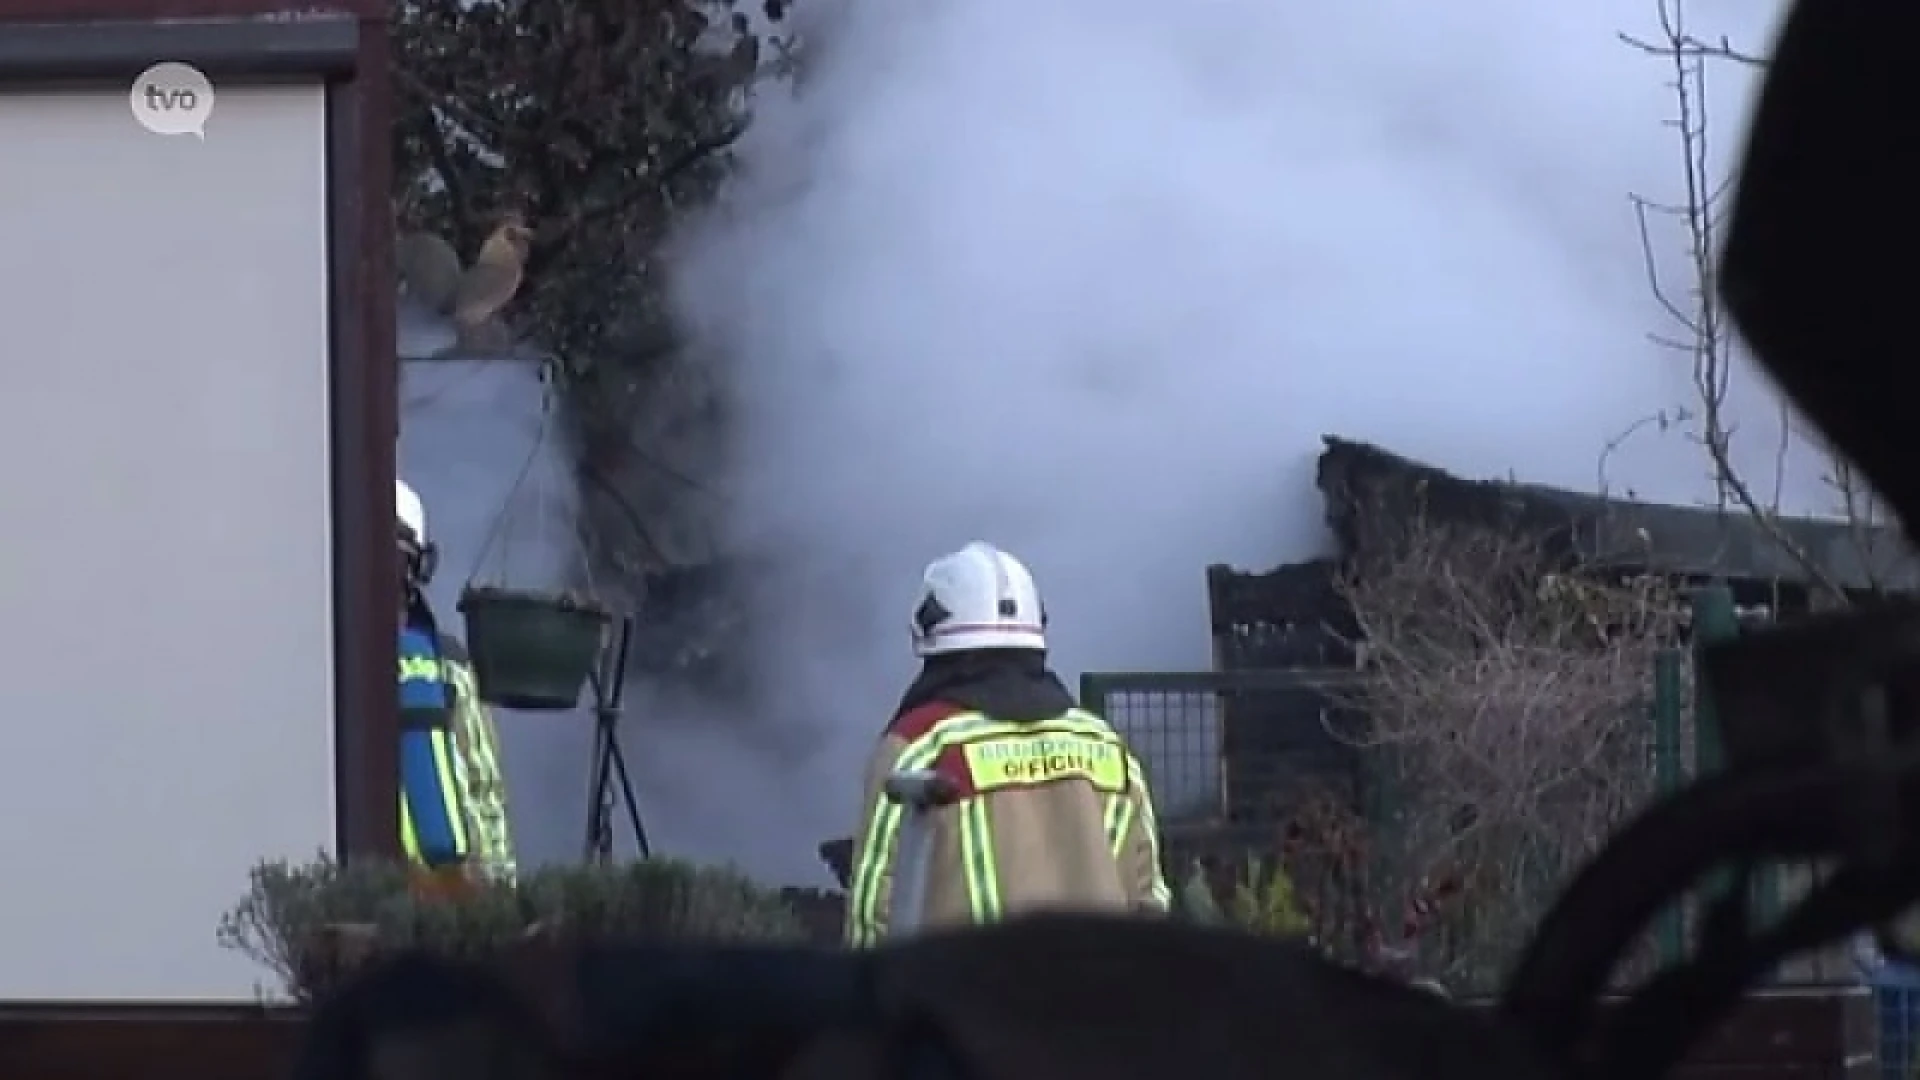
[457,586,610,711]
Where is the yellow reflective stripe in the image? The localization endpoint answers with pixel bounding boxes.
[1103,792,1136,859]
[447,662,515,875]
[399,798,421,862]
[426,729,470,853]
[937,717,1124,758]
[1032,711,1121,741]
[846,797,904,947]
[1127,752,1172,907]
[399,654,443,682]
[400,744,470,866]
[960,798,1002,922]
[932,710,1119,746]
[846,711,993,945]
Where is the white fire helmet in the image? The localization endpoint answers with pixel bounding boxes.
[397,478,427,548]
[911,542,1048,657]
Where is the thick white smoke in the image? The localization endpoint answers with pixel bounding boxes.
[662,0,1802,882]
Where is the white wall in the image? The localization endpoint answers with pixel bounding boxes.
[0,85,335,999]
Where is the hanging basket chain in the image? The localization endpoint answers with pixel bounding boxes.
[456,357,611,713]
[464,360,570,592]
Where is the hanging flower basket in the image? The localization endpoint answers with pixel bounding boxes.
[458,586,610,711]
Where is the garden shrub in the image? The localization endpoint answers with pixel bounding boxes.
[218,853,804,1000]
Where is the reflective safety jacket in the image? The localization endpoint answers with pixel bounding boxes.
[398,626,471,870]
[846,704,1172,947]
[440,641,517,883]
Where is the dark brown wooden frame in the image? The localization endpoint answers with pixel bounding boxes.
[0,0,398,864]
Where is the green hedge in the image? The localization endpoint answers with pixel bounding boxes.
[218,854,804,1000]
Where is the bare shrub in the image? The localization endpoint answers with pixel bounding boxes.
[1328,517,1686,989]
[1268,788,1463,988]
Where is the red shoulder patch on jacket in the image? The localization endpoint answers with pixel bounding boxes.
[928,743,982,801]
[889,701,966,744]
[885,702,983,802]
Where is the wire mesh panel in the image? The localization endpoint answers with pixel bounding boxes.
[1875,977,1920,1080]
[1081,670,1360,828]
[1093,683,1223,821]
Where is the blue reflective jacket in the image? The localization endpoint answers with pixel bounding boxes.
[398,624,470,868]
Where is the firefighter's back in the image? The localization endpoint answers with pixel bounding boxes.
[916,707,1149,928]
[846,541,1173,947]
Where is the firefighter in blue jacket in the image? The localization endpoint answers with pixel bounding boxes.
[397,478,472,876]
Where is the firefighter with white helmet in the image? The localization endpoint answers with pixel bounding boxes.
[844,542,1172,945]
[395,478,517,890]
[396,479,429,567]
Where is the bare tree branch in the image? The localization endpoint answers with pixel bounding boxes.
[1596,406,1691,499]
[1619,31,1765,67]
[1626,0,1853,603]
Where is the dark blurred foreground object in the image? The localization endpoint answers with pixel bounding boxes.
[294,914,1556,1080]
[1717,0,1920,532]
[1713,0,1920,965]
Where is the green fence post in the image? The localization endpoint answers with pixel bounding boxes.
[1650,646,1686,965]
[1079,673,1108,716]
[1691,585,1761,921]
[1690,585,1737,775]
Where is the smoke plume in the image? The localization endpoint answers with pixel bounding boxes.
[663,0,1797,882]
